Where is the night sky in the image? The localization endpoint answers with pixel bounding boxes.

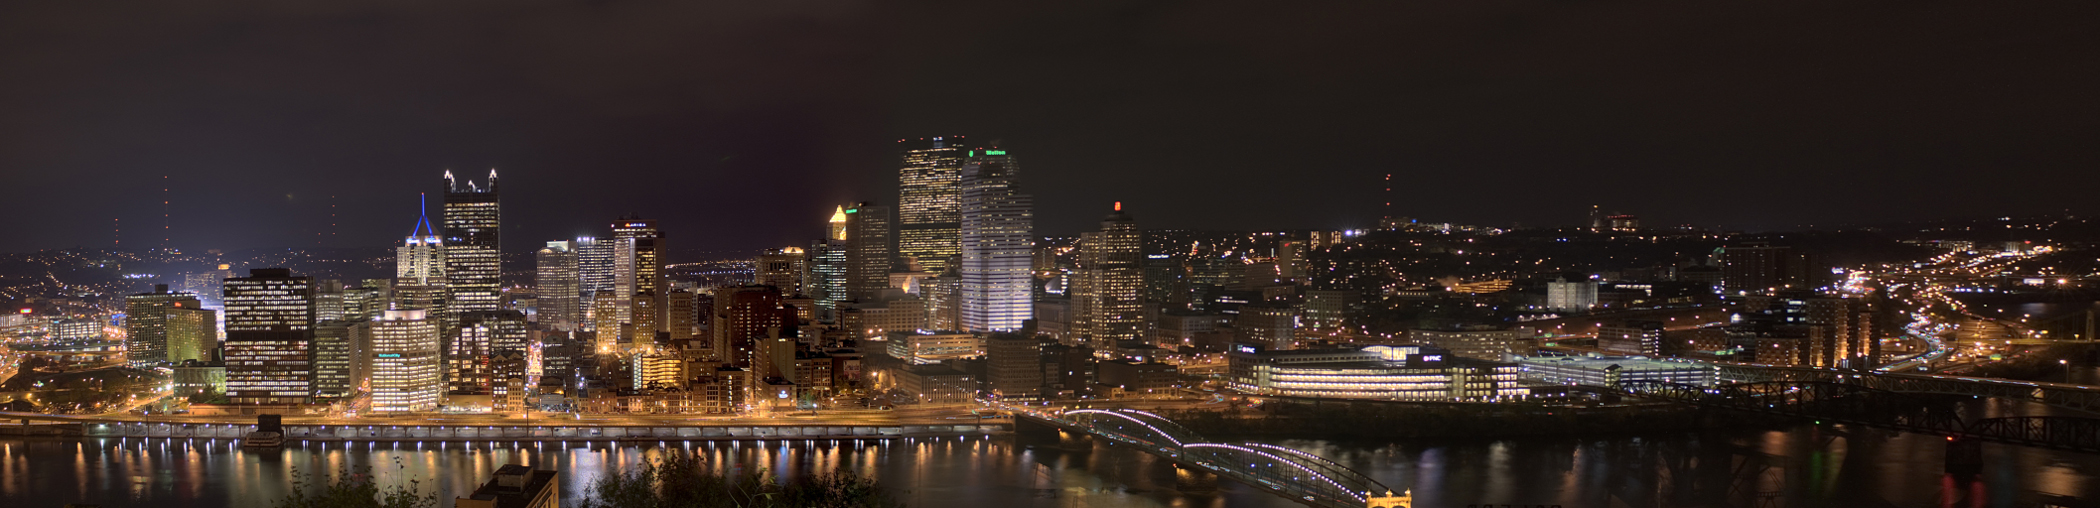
[3,1,2097,255]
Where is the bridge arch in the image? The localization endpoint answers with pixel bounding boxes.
[1022,408,1393,508]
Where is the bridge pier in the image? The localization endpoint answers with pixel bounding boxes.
[1944,437,1983,479]
[1170,464,1218,493]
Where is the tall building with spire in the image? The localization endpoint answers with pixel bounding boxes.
[809,206,851,319]
[394,196,449,322]
[843,202,893,301]
[959,146,1033,332]
[896,137,967,273]
[442,170,501,313]
[1071,203,1143,353]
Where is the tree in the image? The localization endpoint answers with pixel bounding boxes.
[274,460,439,508]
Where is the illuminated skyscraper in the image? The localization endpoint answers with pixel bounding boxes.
[843,202,893,301]
[609,216,663,345]
[959,149,1033,332]
[371,309,440,412]
[896,137,967,273]
[394,198,449,322]
[125,284,211,366]
[223,268,314,404]
[442,170,501,313]
[1071,204,1143,351]
[536,241,581,331]
[712,285,790,368]
[808,207,851,319]
[575,236,615,329]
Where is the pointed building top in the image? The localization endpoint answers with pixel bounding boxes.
[830,206,848,224]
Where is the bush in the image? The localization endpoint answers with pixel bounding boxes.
[274,459,439,508]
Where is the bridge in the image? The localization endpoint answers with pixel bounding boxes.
[1619,380,2100,453]
[1011,407,1409,508]
[1717,363,2100,413]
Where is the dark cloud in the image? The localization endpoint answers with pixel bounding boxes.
[1,0,2095,255]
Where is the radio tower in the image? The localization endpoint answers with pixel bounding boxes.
[161,175,171,251]
[113,218,120,248]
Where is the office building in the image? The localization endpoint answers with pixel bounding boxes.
[609,216,663,344]
[884,331,983,364]
[1518,355,1717,388]
[575,236,615,329]
[1545,277,1599,313]
[223,268,314,405]
[1234,302,1299,351]
[173,360,227,398]
[370,309,441,412]
[663,289,698,341]
[310,321,355,399]
[958,153,1034,332]
[1806,296,1880,369]
[125,284,210,366]
[809,208,851,317]
[441,170,502,314]
[712,285,790,367]
[1227,344,1526,401]
[843,202,893,301]
[182,264,234,310]
[1719,245,1821,294]
[1411,328,1534,361]
[985,333,1044,400]
[922,270,960,331]
[1071,203,1144,350]
[1597,321,1664,356]
[536,241,581,331]
[453,310,528,395]
[756,247,807,296]
[896,136,968,274]
[395,201,450,323]
[894,364,976,405]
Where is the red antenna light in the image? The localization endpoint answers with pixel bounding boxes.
[1114,201,1122,212]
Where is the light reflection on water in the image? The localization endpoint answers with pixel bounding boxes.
[3,424,2099,507]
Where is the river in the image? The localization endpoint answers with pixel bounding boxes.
[4,419,2099,508]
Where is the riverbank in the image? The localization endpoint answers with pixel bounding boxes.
[1162,399,1791,440]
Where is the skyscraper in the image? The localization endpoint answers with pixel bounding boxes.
[808,207,851,319]
[959,150,1033,332]
[843,202,893,301]
[536,241,581,331]
[371,309,441,412]
[223,268,314,405]
[125,284,210,366]
[1071,204,1144,351]
[756,247,807,295]
[394,199,449,320]
[575,235,615,329]
[442,170,501,313]
[896,137,968,273]
[610,216,663,345]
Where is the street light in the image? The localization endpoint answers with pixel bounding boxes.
[2062,359,2071,382]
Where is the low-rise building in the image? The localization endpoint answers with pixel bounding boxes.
[1516,354,1717,388]
[1410,327,1534,361]
[895,364,976,405]
[1226,344,1526,401]
[885,331,983,364]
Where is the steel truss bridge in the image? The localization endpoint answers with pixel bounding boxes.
[1012,408,1406,508]
[1620,380,2100,453]
[1717,364,2100,413]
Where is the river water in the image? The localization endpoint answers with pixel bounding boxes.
[3,420,2098,508]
